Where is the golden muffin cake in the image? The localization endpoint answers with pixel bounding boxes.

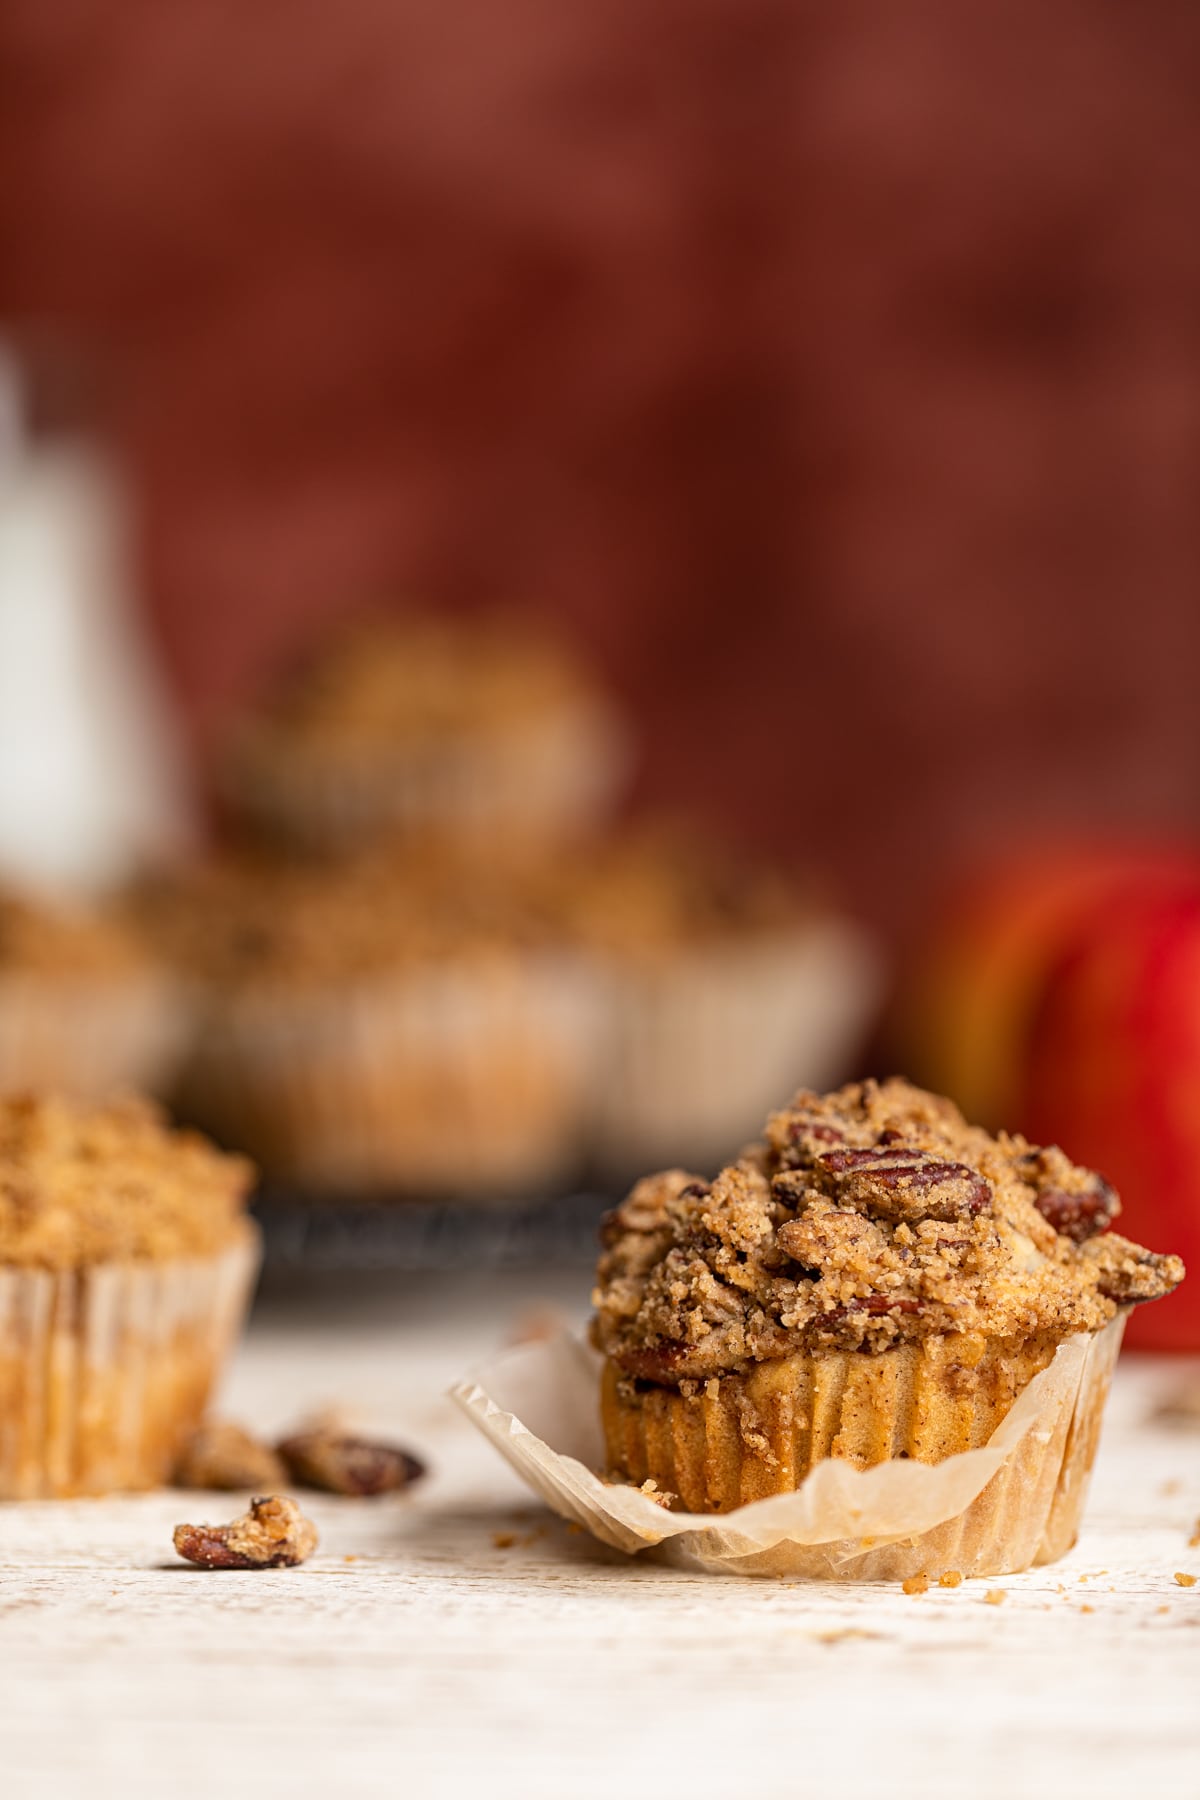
[0,1094,258,1498]
[593,1077,1182,1552]
[135,847,598,1196]
[0,886,182,1102]
[220,614,630,854]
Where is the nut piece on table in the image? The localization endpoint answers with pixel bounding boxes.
[174,1420,287,1491]
[277,1427,426,1497]
[173,1495,319,1569]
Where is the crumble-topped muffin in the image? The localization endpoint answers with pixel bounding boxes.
[0,1092,254,1268]
[593,1078,1182,1535]
[559,829,809,957]
[220,614,629,853]
[0,1094,259,1499]
[594,1077,1181,1377]
[555,830,880,1174]
[0,887,182,1101]
[133,848,597,1194]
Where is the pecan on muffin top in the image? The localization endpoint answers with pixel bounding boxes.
[592,1077,1183,1383]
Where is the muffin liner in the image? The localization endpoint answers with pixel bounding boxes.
[179,956,600,1196]
[588,918,884,1175]
[0,1226,260,1499]
[225,699,632,853]
[450,1317,1125,1580]
[0,970,188,1102]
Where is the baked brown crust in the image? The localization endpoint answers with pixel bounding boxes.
[0,1093,254,1268]
[591,1077,1183,1383]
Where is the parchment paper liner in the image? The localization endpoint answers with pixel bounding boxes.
[0,1226,260,1499]
[587,918,883,1174]
[451,1317,1125,1579]
[178,955,599,1196]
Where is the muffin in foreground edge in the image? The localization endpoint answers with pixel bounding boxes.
[592,1077,1182,1548]
[0,1094,259,1498]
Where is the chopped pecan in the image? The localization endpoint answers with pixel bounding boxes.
[776,1204,889,1270]
[173,1495,318,1569]
[612,1339,690,1383]
[277,1428,426,1497]
[824,1293,923,1322]
[1017,1146,1120,1241]
[1033,1181,1119,1243]
[1080,1234,1185,1306]
[816,1145,992,1223]
[173,1420,286,1492]
[775,1119,846,1170]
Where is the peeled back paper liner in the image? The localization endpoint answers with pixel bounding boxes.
[450,1318,1125,1580]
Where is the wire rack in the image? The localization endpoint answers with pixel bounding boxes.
[252,1185,613,1273]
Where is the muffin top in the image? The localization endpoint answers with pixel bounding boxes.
[0,887,151,979]
[231,616,605,756]
[129,849,538,990]
[0,1094,255,1268]
[549,828,811,958]
[592,1077,1184,1382]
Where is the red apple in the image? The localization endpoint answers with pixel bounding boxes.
[893,841,1200,1129]
[1021,884,1200,1351]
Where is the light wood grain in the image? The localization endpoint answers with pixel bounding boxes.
[1,1270,1198,1800]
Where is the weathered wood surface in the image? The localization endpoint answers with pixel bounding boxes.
[1,1270,1198,1799]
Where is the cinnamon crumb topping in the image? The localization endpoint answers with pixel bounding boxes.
[592,1078,1184,1382]
[0,1094,254,1267]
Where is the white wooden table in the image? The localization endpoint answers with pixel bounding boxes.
[2,1268,1198,1800]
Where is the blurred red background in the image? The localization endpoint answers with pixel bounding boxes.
[4,0,1200,937]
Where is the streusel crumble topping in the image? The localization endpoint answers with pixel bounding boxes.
[592,1077,1183,1383]
[0,1094,254,1268]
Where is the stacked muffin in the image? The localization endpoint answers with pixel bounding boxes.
[140,613,879,1196]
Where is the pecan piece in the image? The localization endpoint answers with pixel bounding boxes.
[173,1420,286,1492]
[824,1293,923,1322]
[776,1204,889,1269]
[816,1145,992,1223]
[1033,1181,1119,1243]
[173,1495,318,1569]
[1080,1234,1185,1306]
[277,1428,425,1497]
[611,1339,690,1383]
[1016,1146,1120,1242]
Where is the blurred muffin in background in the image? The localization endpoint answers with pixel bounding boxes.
[559,829,882,1176]
[0,886,184,1101]
[219,614,631,854]
[133,847,599,1197]
[0,1093,258,1498]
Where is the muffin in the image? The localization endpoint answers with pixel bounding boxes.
[220,615,630,854]
[562,831,881,1174]
[135,848,598,1196]
[0,886,183,1101]
[0,1093,258,1498]
[592,1077,1182,1566]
